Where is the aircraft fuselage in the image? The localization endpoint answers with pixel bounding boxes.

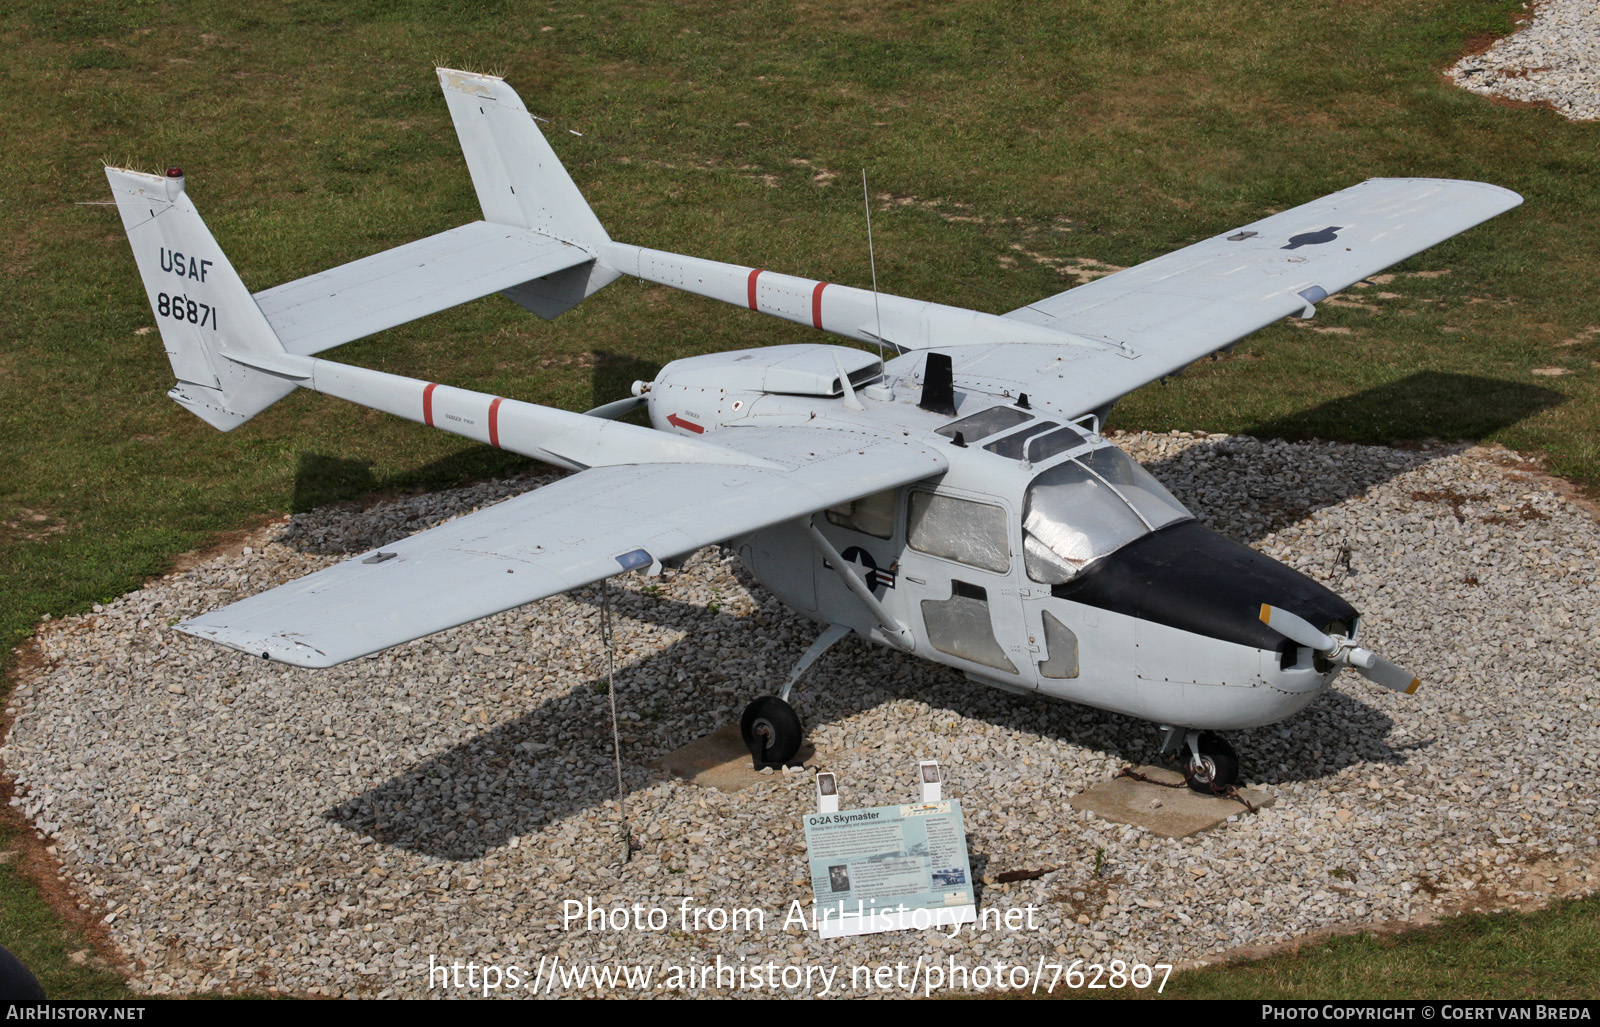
[645,342,1354,732]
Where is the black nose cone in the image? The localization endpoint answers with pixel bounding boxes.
[1052,520,1356,651]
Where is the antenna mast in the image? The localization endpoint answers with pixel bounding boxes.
[862,169,885,364]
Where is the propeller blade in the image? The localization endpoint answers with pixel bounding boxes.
[1258,604,1334,651]
[583,395,648,420]
[1259,604,1421,695]
[1358,655,1421,695]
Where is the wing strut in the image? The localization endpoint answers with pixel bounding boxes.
[803,519,914,651]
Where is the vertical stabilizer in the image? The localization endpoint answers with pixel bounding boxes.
[437,68,619,318]
[105,167,297,430]
[437,68,610,252]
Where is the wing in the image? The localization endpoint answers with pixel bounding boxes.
[253,221,593,356]
[999,178,1521,414]
[180,427,947,667]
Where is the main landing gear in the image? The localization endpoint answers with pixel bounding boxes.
[1163,727,1241,795]
[740,622,850,769]
[741,696,803,769]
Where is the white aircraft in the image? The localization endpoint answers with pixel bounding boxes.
[106,69,1521,793]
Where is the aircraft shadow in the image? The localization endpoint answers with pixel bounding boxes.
[923,660,1414,793]
[1136,434,1443,550]
[319,619,792,861]
[1240,370,1562,446]
[591,349,661,421]
[322,580,1408,862]
[289,447,536,523]
[1137,371,1561,549]
[783,624,1413,799]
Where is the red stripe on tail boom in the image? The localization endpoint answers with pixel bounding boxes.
[811,282,829,329]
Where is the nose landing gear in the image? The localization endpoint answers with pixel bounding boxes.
[1162,727,1241,795]
[1183,731,1240,795]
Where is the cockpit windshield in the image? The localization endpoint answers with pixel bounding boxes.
[1022,446,1192,584]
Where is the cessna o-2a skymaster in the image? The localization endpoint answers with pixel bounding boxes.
[107,69,1520,793]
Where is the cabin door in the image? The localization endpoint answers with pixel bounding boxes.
[897,487,1031,686]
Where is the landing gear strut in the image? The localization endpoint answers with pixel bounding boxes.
[741,696,803,769]
[740,622,850,769]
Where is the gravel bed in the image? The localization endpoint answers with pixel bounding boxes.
[1449,0,1600,120]
[5,433,1599,998]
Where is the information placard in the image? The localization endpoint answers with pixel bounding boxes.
[801,799,978,938]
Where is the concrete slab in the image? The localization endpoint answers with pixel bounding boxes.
[1068,765,1275,839]
[650,723,813,792]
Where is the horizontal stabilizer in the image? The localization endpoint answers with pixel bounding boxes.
[254,222,593,355]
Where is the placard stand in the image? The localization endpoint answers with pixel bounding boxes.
[802,761,978,938]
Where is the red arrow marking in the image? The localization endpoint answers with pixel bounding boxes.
[667,413,704,434]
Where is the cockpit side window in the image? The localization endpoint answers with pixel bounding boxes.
[934,406,1032,443]
[907,491,1010,573]
[825,488,897,539]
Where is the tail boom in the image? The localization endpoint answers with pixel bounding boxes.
[246,351,777,472]
[600,241,1086,352]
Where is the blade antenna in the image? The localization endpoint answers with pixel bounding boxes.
[863,169,885,364]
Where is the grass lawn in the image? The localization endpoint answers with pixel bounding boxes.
[2,0,1596,998]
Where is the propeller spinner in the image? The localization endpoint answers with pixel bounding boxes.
[1258,604,1420,695]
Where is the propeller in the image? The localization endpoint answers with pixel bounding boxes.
[1258,604,1420,694]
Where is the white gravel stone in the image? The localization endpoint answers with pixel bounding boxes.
[1449,0,1600,120]
[4,436,1599,997]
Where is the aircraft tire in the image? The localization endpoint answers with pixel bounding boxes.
[1185,732,1240,795]
[741,696,802,767]
[0,944,44,999]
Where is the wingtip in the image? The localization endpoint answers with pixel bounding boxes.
[177,617,340,669]
[1405,677,1421,695]
[437,67,506,94]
